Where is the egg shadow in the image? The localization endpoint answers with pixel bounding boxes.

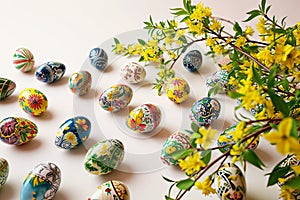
[0,94,18,104]
[66,144,88,157]
[54,190,68,200]
[75,88,97,100]
[0,182,16,199]
[35,110,54,121]
[49,76,70,87]
[15,139,43,152]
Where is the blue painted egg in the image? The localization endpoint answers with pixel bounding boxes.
[89,48,108,71]
[183,50,202,72]
[35,62,66,84]
[99,84,133,112]
[0,158,9,189]
[216,163,246,200]
[68,71,92,96]
[84,139,125,175]
[20,162,61,200]
[190,97,221,126]
[206,70,229,94]
[55,116,91,149]
[0,78,16,100]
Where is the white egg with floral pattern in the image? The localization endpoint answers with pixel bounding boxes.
[55,116,91,149]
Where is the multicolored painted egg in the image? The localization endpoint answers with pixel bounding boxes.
[88,180,130,200]
[89,47,108,71]
[120,62,146,83]
[18,88,48,116]
[0,78,16,100]
[13,48,35,72]
[84,139,124,175]
[20,162,61,200]
[190,97,221,126]
[35,61,66,84]
[99,84,133,112]
[0,158,9,189]
[55,116,91,149]
[160,131,191,165]
[126,104,161,133]
[68,71,92,96]
[277,154,300,198]
[0,117,38,145]
[183,50,202,72]
[166,77,190,104]
[216,163,246,200]
[217,123,259,153]
[237,99,264,116]
[206,70,229,94]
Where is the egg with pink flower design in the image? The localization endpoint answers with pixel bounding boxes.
[166,77,190,104]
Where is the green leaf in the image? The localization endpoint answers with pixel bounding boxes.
[261,0,266,12]
[290,119,298,138]
[138,39,146,45]
[170,149,193,160]
[252,66,262,86]
[191,122,199,133]
[162,176,175,183]
[233,22,243,36]
[267,65,277,88]
[190,132,200,148]
[165,196,174,200]
[113,38,120,44]
[271,28,286,34]
[266,5,271,13]
[227,91,244,99]
[176,178,195,190]
[171,10,188,16]
[201,150,212,165]
[285,176,300,190]
[282,77,289,91]
[267,89,290,117]
[242,149,265,170]
[243,10,261,22]
[267,166,291,186]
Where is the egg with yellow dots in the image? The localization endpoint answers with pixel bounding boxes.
[126,103,161,133]
[166,77,190,103]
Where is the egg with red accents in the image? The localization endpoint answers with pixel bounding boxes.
[166,77,190,104]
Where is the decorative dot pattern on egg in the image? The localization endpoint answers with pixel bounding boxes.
[68,70,92,96]
[20,162,61,200]
[18,88,48,116]
[35,61,66,84]
[166,77,190,104]
[206,70,229,94]
[190,97,221,126]
[84,139,125,175]
[120,62,146,83]
[0,158,9,189]
[88,180,130,200]
[55,116,91,149]
[160,131,191,165]
[126,103,161,133]
[99,84,133,112]
[0,117,38,145]
[89,47,108,71]
[183,50,202,72]
[216,163,246,200]
[13,47,35,73]
[0,78,16,100]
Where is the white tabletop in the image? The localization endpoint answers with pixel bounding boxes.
[0,0,299,199]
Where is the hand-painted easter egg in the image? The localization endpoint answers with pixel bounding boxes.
[277,154,300,198]
[120,62,146,83]
[160,131,191,165]
[217,123,259,153]
[35,62,66,84]
[126,104,161,133]
[89,48,108,71]
[99,84,133,112]
[55,116,91,149]
[216,163,246,200]
[0,78,16,100]
[88,180,130,200]
[183,50,202,72]
[190,97,221,126]
[166,77,190,104]
[237,99,264,116]
[20,162,61,200]
[0,117,38,145]
[206,70,229,94]
[18,88,48,116]
[68,71,92,96]
[84,139,124,175]
[13,48,35,72]
[0,158,9,189]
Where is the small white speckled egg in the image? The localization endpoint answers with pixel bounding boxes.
[216,163,246,200]
[120,62,146,83]
[126,104,161,133]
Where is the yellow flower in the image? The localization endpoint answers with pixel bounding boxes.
[235,36,247,47]
[210,19,221,31]
[115,43,125,54]
[206,37,214,47]
[230,143,245,156]
[256,17,267,35]
[256,47,274,67]
[178,152,206,175]
[264,117,299,155]
[292,165,300,175]
[195,176,216,196]
[76,118,88,131]
[279,186,297,200]
[245,26,254,36]
[212,44,225,55]
[195,126,218,149]
[65,132,78,146]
